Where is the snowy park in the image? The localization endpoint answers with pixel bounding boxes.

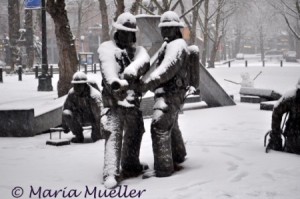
[1,0,300,197]
[1,60,300,199]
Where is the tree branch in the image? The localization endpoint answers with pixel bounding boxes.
[179,0,204,19]
[151,0,164,13]
[171,0,180,11]
[178,0,191,29]
[197,15,205,33]
[283,13,300,39]
[137,2,156,15]
[207,0,225,20]
[280,0,298,16]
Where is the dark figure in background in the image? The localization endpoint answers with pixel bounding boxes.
[62,71,102,143]
[98,12,150,189]
[141,11,191,178]
[267,78,300,154]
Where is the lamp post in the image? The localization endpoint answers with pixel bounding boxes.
[38,0,53,91]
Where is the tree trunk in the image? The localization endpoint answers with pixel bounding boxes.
[296,22,300,59]
[114,0,125,21]
[259,25,265,61]
[234,28,241,57]
[222,36,227,60]
[8,0,20,72]
[296,39,300,59]
[209,43,217,68]
[25,10,34,69]
[98,0,110,43]
[46,0,78,97]
[190,0,200,45]
[75,1,83,44]
[200,0,209,67]
[208,0,222,68]
[288,30,295,51]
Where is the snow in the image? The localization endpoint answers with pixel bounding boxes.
[71,71,88,83]
[142,39,187,83]
[98,41,124,85]
[136,14,160,19]
[98,41,149,89]
[187,45,199,53]
[98,40,150,108]
[115,12,136,25]
[88,86,102,106]
[158,11,184,28]
[123,47,150,78]
[103,176,118,190]
[153,97,167,110]
[1,62,300,198]
[113,12,138,32]
[273,89,297,109]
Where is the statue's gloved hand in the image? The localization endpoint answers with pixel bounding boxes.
[111,81,128,101]
[61,124,70,134]
[267,129,283,151]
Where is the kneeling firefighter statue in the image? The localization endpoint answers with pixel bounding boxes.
[265,78,300,154]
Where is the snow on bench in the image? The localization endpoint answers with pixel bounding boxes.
[239,87,282,103]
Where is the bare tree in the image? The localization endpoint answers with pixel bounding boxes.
[73,0,97,42]
[114,0,125,21]
[271,0,300,39]
[99,0,110,43]
[46,0,78,97]
[178,0,203,45]
[199,0,209,66]
[0,3,8,36]
[130,0,142,14]
[190,0,201,44]
[25,10,34,69]
[269,0,300,58]
[224,0,250,58]
[250,0,276,61]
[207,0,224,68]
[208,0,236,68]
[151,0,169,14]
[8,0,20,71]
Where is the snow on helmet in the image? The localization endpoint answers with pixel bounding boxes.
[71,71,88,84]
[158,11,184,28]
[113,12,138,32]
[297,78,300,89]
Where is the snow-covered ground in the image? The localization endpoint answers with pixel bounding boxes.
[1,62,300,199]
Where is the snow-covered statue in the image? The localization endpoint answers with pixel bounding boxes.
[62,71,103,143]
[240,72,254,88]
[98,12,150,189]
[140,11,192,178]
[266,78,300,154]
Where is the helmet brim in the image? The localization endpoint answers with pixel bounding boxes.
[158,21,184,28]
[71,80,88,84]
[113,23,138,32]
